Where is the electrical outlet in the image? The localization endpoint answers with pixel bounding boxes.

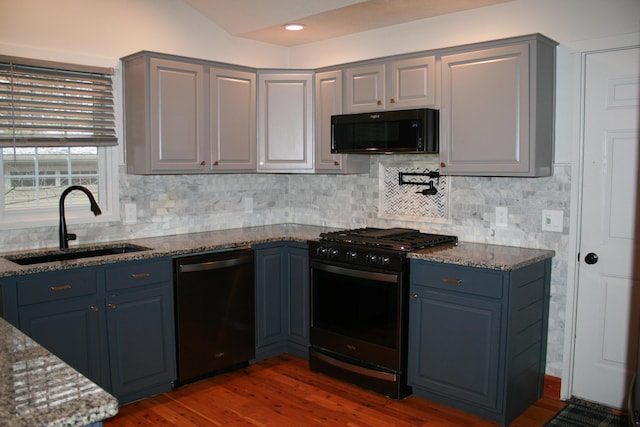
[495,206,508,227]
[244,197,253,213]
[124,203,137,224]
[542,209,563,232]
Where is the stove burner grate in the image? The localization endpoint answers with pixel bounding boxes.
[319,227,457,251]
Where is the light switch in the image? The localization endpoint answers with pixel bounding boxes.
[542,209,563,232]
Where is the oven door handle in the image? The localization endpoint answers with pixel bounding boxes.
[310,261,399,283]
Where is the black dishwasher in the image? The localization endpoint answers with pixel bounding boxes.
[174,248,255,385]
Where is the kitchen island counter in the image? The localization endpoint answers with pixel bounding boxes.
[409,241,555,271]
[0,316,118,426]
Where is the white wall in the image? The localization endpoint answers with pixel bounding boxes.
[289,0,640,68]
[0,0,289,69]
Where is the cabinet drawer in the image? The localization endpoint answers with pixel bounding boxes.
[17,269,96,306]
[105,259,172,291]
[411,262,504,298]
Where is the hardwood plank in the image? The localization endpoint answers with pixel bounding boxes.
[104,354,564,426]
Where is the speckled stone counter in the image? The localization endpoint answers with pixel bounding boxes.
[408,241,555,270]
[0,224,333,278]
[0,317,118,426]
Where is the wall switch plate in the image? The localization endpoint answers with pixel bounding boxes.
[124,203,137,224]
[542,209,563,232]
[495,206,508,227]
[244,197,253,213]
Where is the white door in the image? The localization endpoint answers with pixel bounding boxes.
[572,46,640,409]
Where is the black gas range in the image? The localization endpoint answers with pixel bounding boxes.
[308,227,457,399]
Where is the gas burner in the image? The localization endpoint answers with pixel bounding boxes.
[319,227,457,251]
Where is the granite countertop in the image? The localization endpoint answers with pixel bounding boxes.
[408,241,555,271]
[0,224,334,278]
[0,317,118,427]
[0,224,556,277]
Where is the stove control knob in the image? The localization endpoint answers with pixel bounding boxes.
[346,250,358,260]
[317,246,328,257]
[380,256,390,265]
[330,249,339,258]
[367,254,378,263]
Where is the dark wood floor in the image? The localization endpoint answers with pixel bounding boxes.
[104,354,564,426]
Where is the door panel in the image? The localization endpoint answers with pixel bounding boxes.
[573,46,640,408]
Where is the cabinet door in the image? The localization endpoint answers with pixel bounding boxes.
[19,295,104,387]
[255,246,286,358]
[344,63,385,113]
[284,244,309,356]
[149,58,207,171]
[439,44,531,175]
[315,71,370,174]
[209,67,257,171]
[388,56,436,109]
[254,243,309,359]
[105,283,176,402]
[315,70,343,171]
[257,72,314,172]
[408,285,502,410]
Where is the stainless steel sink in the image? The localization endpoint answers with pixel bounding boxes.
[4,244,151,265]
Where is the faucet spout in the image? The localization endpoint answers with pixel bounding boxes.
[59,185,102,249]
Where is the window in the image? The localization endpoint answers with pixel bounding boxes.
[0,56,118,227]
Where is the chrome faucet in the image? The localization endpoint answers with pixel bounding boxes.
[59,185,102,249]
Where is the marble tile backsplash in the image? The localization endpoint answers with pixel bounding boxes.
[0,157,570,377]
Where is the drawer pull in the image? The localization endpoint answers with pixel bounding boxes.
[131,272,150,279]
[443,277,463,284]
[90,305,99,312]
[108,303,116,310]
[50,284,72,291]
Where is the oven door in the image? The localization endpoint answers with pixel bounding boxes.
[310,260,406,371]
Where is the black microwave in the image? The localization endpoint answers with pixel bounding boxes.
[331,108,439,154]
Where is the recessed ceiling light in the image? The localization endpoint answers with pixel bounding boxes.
[284,24,305,31]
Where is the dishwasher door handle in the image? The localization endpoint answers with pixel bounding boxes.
[178,255,253,273]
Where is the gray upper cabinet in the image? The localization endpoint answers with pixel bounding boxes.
[209,67,257,171]
[344,63,385,113]
[344,56,436,113]
[314,70,369,174]
[125,56,206,173]
[439,35,557,177]
[122,52,256,174]
[122,34,556,177]
[257,71,314,173]
[388,56,437,109]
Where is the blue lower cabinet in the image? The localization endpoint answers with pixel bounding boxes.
[0,258,177,404]
[105,282,176,403]
[254,242,309,360]
[408,259,551,426]
[19,293,105,388]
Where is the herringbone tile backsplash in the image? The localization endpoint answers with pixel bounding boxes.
[381,166,448,220]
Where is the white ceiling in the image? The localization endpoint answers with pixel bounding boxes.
[179,0,514,46]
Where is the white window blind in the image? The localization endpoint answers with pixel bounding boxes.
[0,56,117,147]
